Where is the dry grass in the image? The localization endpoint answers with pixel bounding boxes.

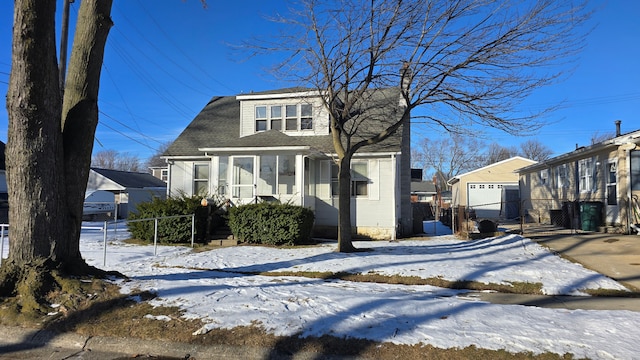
[0,275,588,359]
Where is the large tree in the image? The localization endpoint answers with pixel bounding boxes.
[92,149,143,172]
[1,0,113,311]
[264,0,588,252]
[519,139,553,162]
[416,136,486,189]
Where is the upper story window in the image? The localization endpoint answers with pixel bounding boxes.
[255,104,313,132]
[255,106,267,132]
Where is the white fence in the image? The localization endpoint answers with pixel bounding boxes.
[0,214,195,267]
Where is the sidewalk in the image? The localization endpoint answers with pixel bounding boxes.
[475,231,640,312]
[0,326,345,360]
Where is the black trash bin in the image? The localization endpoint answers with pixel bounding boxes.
[580,201,603,232]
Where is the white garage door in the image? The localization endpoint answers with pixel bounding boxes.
[467,183,503,219]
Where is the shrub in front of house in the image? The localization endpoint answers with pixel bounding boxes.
[129,194,221,244]
[228,202,314,246]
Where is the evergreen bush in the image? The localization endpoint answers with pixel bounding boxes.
[129,194,220,244]
[228,202,314,246]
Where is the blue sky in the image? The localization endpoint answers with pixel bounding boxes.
[1,0,639,163]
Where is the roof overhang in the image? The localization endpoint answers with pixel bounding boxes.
[517,134,640,173]
[199,146,312,152]
[236,90,322,101]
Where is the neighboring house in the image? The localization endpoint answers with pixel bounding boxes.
[150,166,168,182]
[448,156,537,219]
[411,181,436,203]
[518,123,640,233]
[87,167,167,218]
[163,86,412,240]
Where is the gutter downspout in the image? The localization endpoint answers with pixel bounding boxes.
[627,149,632,234]
[391,154,397,240]
[165,159,172,198]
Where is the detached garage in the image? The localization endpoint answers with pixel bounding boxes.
[448,157,537,219]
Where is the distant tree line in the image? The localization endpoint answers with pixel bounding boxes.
[413,137,553,189]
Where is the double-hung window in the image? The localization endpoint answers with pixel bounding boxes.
[539,169,549,186]
[330,162,369,197]
[555,164,568,189]
[255,104,314,132]
[270,106,282,131]
[255,106,267,132]
[193,163,210,196]
[578,158,594,192]
[300,104,313,130]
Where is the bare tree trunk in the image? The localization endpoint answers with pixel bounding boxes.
[336,154,357,252]
[5,0,66,266]
[2,0,113,286]
[60,0,113,267]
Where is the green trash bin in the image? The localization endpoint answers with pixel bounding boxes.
[580,201,602,232]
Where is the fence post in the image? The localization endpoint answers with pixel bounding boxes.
[0,225,5,265]
[154,218,159,256]
[191,214,195,248]
[103,221,108,266]
[113,203,118,238]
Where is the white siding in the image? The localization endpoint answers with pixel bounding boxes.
[239,96,329,138]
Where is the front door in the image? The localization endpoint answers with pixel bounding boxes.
[605,159,618,225]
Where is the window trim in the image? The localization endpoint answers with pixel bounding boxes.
[330,161,369,198]
[193,163,210,196]
[254,103,314,132]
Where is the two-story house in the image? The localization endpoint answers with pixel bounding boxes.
[518,122,640,233]
[162,87,412,239]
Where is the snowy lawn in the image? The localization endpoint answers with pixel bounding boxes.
[2,221,638,359]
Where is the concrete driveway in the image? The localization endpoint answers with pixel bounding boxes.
[528,231,640,291]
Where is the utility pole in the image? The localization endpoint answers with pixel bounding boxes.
[59,0,74,96]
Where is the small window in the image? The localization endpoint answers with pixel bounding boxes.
[479,184,485,189]
[330,162,368,197]
[488,184,494,189]
[255,106,267,131]
[301,104,313,130]
[579,158,594,192]
[540,169,549,185]
[351,162,368,196]
[555,164,568,189]
[285,105,297,130]
[270,106,282,131]
[470,184,476,189]
[193,164,209,196]
[160,169,168,182]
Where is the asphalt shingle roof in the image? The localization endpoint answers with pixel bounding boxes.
[164,88,405,157]
[90,168,167,189]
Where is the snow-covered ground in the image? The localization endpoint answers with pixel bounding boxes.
[2,221,639,359]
